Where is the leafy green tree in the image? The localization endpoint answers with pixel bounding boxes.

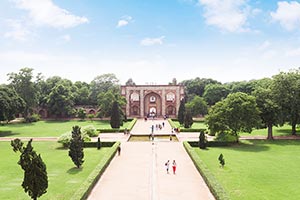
[7,68,38,121]
[203,84,230,105]
[110,101,121,128]
[69,126,84,168]
[225,80,255,94]
[183,109,193,128]
[77,108,86,120]
[181,77,220,98]
[272,70,300,135]
[74,81,91,105]
[186,96,208,117]
[206,92,260,138]
[252,79,280,140]
[89,73,120,105]
[11,139,48,200]
[98,90,126,118]
[178,99,185,125]
[0,85,25,122]
[47,84,74,118]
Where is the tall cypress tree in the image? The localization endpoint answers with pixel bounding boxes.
[183,109,193,128]
[178,99,185,125]
[69,126,84,168]
[110,101,121,128]
[11,139,48,200]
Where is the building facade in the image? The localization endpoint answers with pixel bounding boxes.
[121,85,185,118]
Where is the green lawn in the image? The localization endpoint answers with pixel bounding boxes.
[192,140,300,200]
[0,141,113,200]
[240,124,300,137]
[0,120,131,138]
[172,120,207,129]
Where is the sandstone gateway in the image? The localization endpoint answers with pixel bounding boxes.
[121,85,185,118]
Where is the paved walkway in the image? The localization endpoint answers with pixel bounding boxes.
[88,119,214,200]
[130,118,173,135]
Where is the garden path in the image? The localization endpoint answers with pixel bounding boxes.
[87,119,214,200]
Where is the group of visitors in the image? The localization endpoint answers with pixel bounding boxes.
[165,160,177,174]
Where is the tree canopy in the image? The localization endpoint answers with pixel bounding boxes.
[7,67,38,120]
[0,85,25,122]
[11,139,48,200]
[272,69,300,135]
[206,92,260,138]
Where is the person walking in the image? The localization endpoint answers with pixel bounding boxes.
[117,146,121,156]
[165,160,170,174]
[172,160,177,174]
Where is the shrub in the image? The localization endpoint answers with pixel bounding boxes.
[87,114,95,121]
[199,131,207,149]
[218,154,225,168]
[82,125,98,137]
[77,108,86,120]
[97,137,101,149]
[58,131,91,148]
[215,132,239,142]
[25,114,40,123]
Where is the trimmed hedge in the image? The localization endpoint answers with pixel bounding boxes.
[168,118,177,128]
[188,141,237,147]
[127,118,137,130]
[183,142,229,200]
[71,142,120,200]
[168,119,207,132]
[83,141,115,148]
[180,128,206,132]
[97,118,137,133]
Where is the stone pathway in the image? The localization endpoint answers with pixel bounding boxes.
[87,119,215,200]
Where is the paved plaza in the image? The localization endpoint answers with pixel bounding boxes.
[88,119,214,200]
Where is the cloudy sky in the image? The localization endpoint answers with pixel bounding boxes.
[1,0,300,84]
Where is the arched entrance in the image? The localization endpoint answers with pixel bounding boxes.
[144,92,162,117]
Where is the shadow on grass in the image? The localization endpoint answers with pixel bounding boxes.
[0,131,20,137]
[56,146,68,150]
[67,167,83,174]
[226,141,270,152]
[275,129,299,136]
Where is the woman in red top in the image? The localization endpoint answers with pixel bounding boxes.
[172,160,177,174]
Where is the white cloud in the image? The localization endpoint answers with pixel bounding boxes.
[13,0,89,28]
[198,0,250,32]
[61,34,71,42]
[271,1,300,31]
[286,47,300,56]
[258,40,271,51]
[116,16,133,28]
[140,36,165,46]
[262,50,277,59]
[4,19,30,41]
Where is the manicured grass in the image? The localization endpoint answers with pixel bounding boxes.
[0,141,114,200]
[172,120,207,129]
[170,119,300,136]
[0,120,131,138]
[240,124,300,137]
[191,140,300,200]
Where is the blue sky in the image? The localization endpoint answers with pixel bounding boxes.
[1,0,300,84]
